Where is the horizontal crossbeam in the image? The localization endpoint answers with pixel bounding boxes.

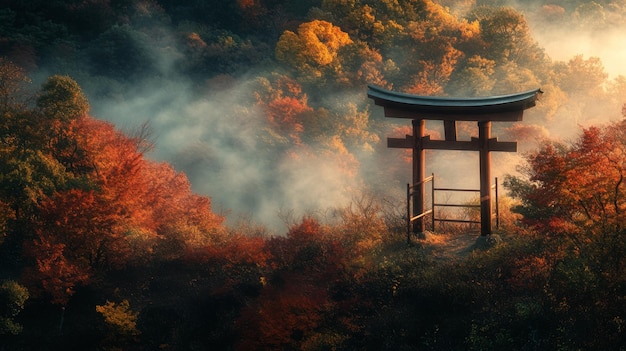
[387,135,517,152]
[382,108,524,121]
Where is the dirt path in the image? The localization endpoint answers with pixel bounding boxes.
[419,231,484,260]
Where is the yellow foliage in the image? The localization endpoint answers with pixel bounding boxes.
[276,20,353,77]
[96,300,140,336]
[460,20,480,39]
[0,200,15,244]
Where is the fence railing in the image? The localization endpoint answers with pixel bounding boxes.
[407,174,499,239]
[406,175,434,241]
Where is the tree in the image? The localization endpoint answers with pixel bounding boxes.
[505,121,626,349]
[470,7,546,67]
[235,217,342,350]
[96,299,140,336]
[276,20,353,81]
[253,74,312,145]
[556,55,608,96]
[490,60,541,95]
[0,280,28,335]
[236,278,329,350]
[573,1,607,30]
[0,58,30,116]
[0,149,70,222]
[0,58,33,156]
[87,24,155,79]
[15,75,224,307]
[448,56,496,96]
[382,1,478,93]
[506,121,626,236]
[24,232,89,306]
[33,75,90,161]
[36,75,89,124]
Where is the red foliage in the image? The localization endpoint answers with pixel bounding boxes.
[508,255,551,290]
[518,122,626,234]
[227,217,349,349]
[255,75,313,144]
[35,189,134,269]
[74,117,223,248]
[237,0,257,10]
[265,96,312,143]
[189,235,270,269]
[24,116,224,304]
[235,276,329,350]
[267,217,345,274]
[24,235,89,306]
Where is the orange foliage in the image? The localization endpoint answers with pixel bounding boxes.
[404,46,462,95]
[26,187,148,304]
[269,217,328,271]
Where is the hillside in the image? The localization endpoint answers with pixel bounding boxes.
[1,0,626,350]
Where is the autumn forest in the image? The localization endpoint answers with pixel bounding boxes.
[1,0,626,350]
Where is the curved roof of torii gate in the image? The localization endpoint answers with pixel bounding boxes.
[368,85,542,121]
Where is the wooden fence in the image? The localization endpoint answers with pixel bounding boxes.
[407,174,499,240]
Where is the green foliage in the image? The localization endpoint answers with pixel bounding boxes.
[36,75,89,123]
[0,149,70,217]
[87,25,156,80]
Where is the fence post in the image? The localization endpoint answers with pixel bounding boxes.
[495,177,499,229]
[431,173,435,232]
[407,183,411,244]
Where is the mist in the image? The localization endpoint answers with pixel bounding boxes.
[524,4,626,79]
[87,75,361,232]
[44,0,625,234]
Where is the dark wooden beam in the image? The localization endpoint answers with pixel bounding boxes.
[422,136,478,151]
[444,120,457,141]
[382,108,524,121]
[388,136,414,148]
[488,138,517,152]
[390,135,518,152]
[412,120,426,235]
[479,121,492,236]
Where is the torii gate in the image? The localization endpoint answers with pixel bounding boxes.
[368,85,541,237]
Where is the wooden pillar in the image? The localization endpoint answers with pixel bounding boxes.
[479,121,492,236]
[412,119,425,234]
